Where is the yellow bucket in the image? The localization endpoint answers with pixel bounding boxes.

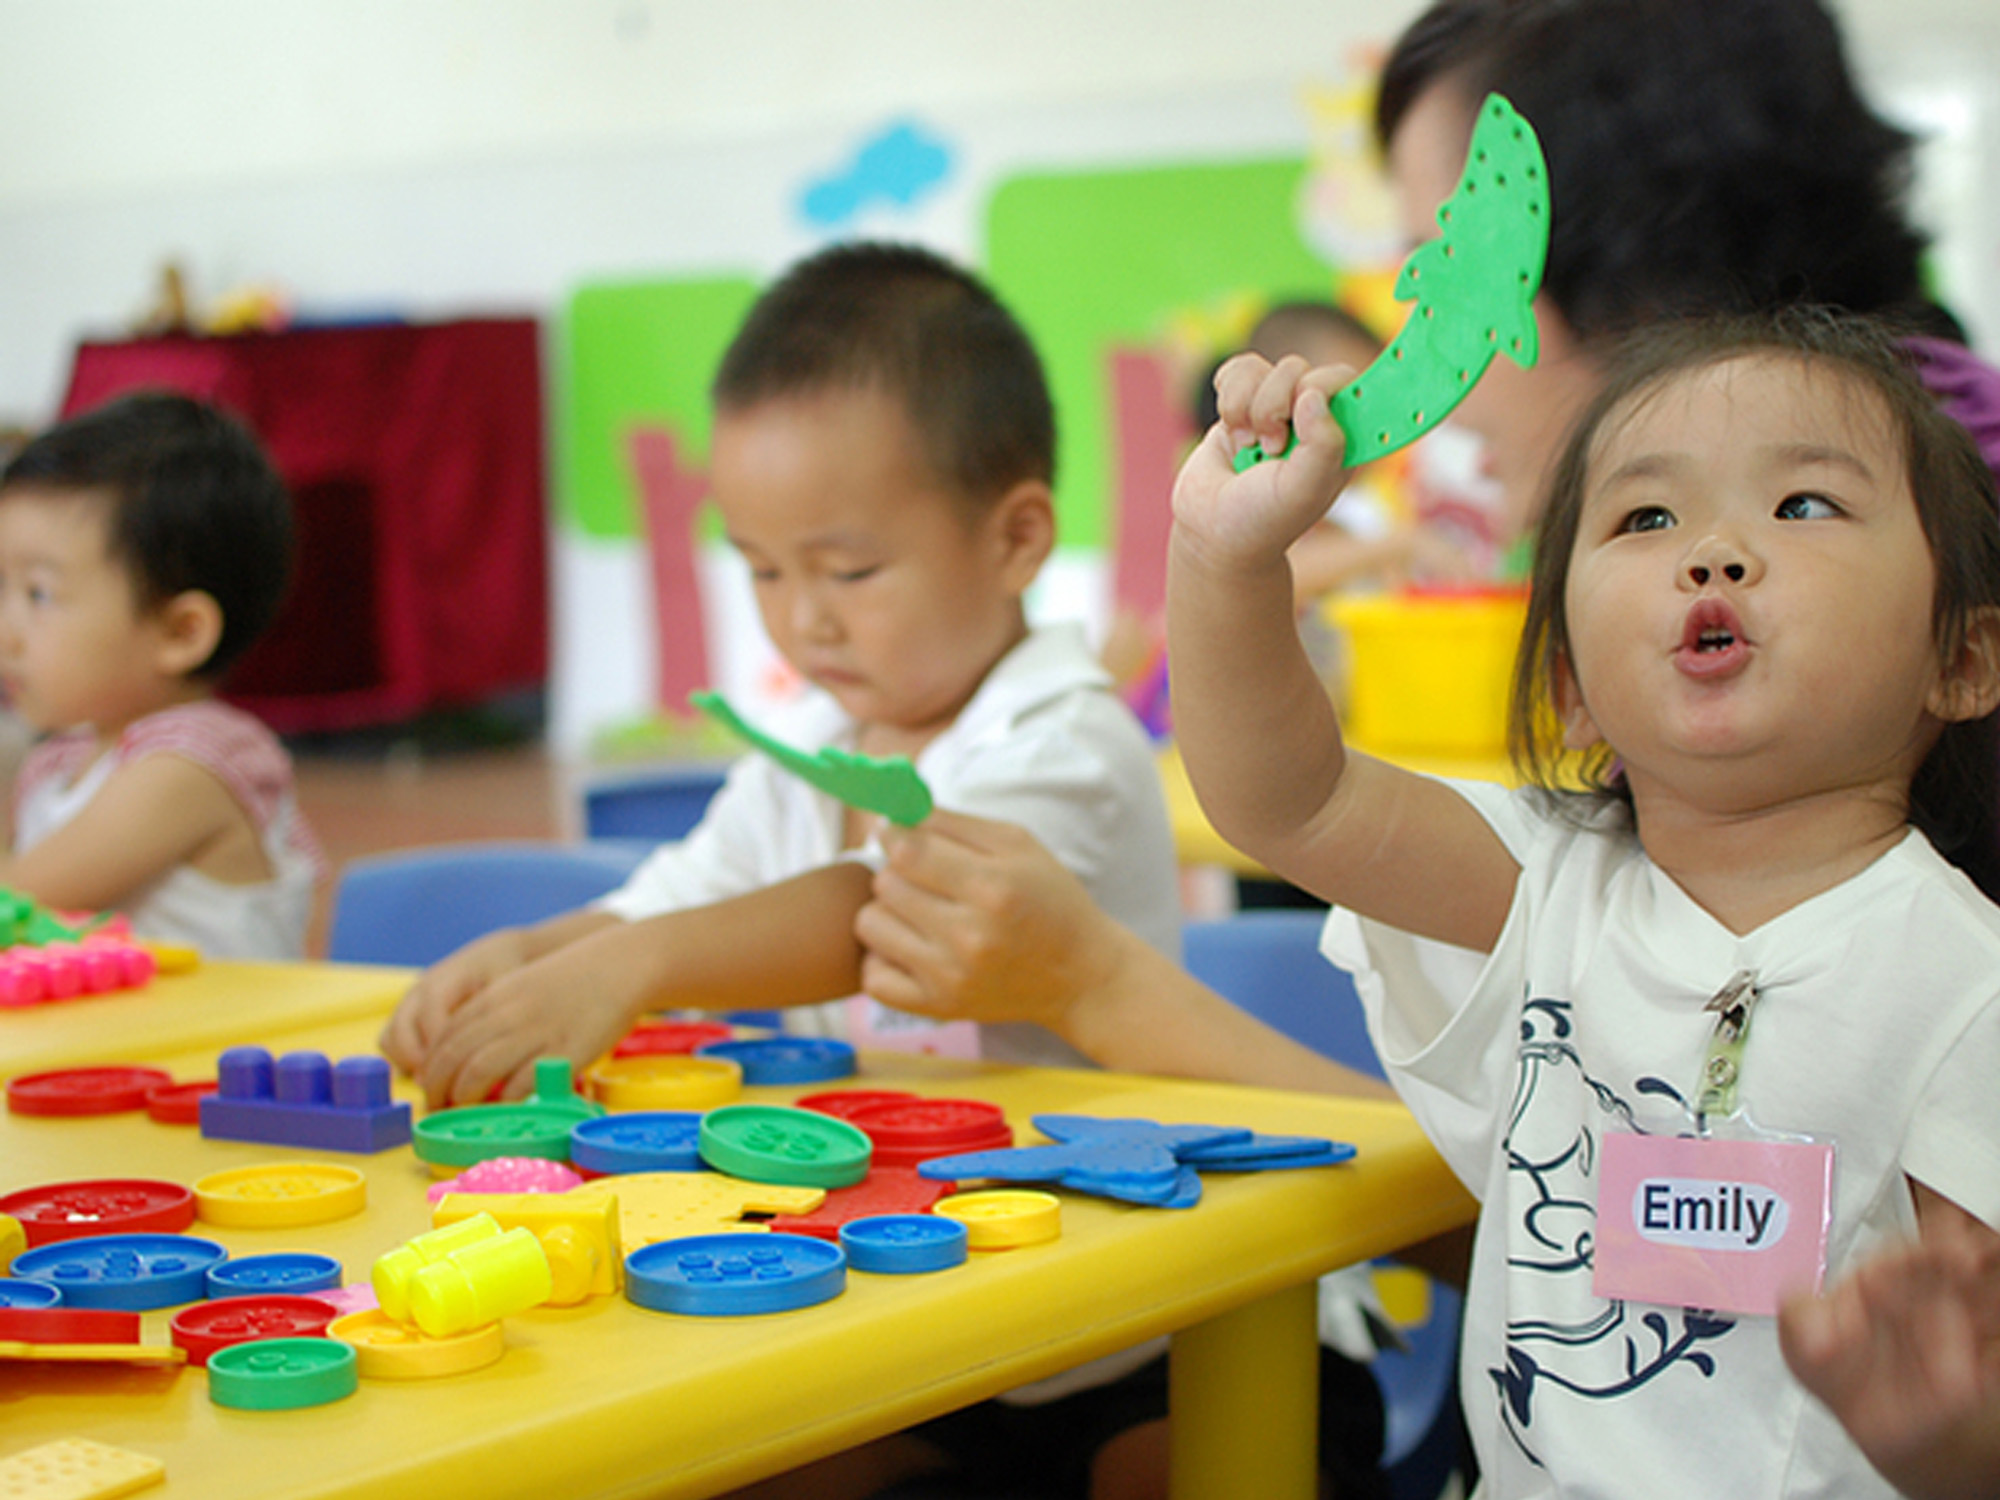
[1329,587,1528,760]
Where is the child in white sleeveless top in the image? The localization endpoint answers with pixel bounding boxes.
[1,393,322,958]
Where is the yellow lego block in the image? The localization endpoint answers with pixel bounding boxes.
[432,1190,622,1305]
[0,1438,164,1500]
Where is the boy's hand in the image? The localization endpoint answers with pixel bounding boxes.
[857,809,1120,1036]
[1780,1196,2000,1496]
[403,943,642,1109]
[1172,354,1355,569]
[378,928,537,1078]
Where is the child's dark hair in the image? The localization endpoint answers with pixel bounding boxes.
[1,392,294,680]
[1376,0,1958,343]
[712,242,1054,512]
[1511,308,2000,898]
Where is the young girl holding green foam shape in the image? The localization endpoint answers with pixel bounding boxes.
[1175,307,2000,1498]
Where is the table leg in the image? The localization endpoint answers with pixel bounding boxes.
[1167,1280,1319,1500]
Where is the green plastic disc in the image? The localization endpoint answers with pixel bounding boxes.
[698,1104,872,1189]
[413,1100,599,1168]
[207,1335,358,1410]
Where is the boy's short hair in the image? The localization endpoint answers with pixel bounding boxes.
[2,391,294,680]
[712,242,1055,509]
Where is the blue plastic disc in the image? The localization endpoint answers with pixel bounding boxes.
[0,1277,62,1308]
[205,1251,344,1299]
[11,1232,228,1310]
[695,1037,856,1086]
[626,1232,846,1316]
[839,1215,969,1275]
[569,1111,705,1174]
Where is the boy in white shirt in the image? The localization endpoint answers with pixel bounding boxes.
[381,242,1179,1107]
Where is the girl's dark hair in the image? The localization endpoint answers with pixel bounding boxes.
[1376,0,1957,343]
[1,391,294,680]
[1511,309,2000,898]
[712,241,1055,510]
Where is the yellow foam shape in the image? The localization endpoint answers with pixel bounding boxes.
[432,1191,622,1304]
[567,1171,822,1248]
[0,1342,184,1366]
[0,1438,164,1499]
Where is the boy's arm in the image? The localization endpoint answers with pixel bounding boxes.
[1167,357,1515,949]
[858,810,1393,1098]
[0,753,250,913]
[409,861,874,1107]
[1779,1183,2000,1500]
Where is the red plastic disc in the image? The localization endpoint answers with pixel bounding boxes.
[613,1020,735,1058]
[6,1066,174,1117]
[0,1306,141,1345]
[144,1079,217,1125]
[170,1294,339,1367]
[848,1097,1013,1166]
[794,1089,919,1121]
[0,1178,195,1246]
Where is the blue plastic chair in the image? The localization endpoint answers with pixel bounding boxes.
[326,839,653,967]
[580,764,730,842]
[1182,909,1465,1500]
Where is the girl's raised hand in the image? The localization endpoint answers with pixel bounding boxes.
[1172,354,1355,568]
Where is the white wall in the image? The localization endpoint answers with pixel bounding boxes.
[5,0,1997,425]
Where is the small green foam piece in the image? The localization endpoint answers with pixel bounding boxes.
[691,689,934,827]
[1234,92,1549,474]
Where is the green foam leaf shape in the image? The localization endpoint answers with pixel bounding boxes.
[1235,92,1549,473]
[691,690,934,827]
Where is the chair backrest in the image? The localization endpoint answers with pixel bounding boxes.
[326,840,653,967]
[580,765,730,842]
[1181,909,1384,1080]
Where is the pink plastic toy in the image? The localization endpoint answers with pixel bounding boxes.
[0,937,156,1008]
[426,1157,584,1205]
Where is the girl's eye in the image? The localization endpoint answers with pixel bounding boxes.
[832,564,881,584]
[1616,505,1676,535]
[1775,492,1839,521]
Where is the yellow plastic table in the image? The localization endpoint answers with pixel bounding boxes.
[0,960,412,1080]
[1,991,1473,1500]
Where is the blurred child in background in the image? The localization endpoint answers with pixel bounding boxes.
[0,392,321,958]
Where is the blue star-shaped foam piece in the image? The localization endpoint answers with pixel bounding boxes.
[918,1115,1355,1209]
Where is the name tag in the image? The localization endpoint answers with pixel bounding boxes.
[844,997,982,1059]
[1593,1131,1832,1317]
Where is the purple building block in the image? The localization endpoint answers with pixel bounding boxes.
[199,1047,411,1154]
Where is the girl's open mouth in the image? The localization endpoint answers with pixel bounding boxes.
[1676,597,1751,677]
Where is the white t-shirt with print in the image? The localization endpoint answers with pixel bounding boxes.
[1325,780,2000,1500]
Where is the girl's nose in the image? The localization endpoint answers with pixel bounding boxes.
[789,585,839,642]
[1680,532,1758,589]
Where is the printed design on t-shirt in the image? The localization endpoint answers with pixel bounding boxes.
[1489,996,1737,1468]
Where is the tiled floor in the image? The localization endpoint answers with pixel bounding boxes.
[293,742,565,956]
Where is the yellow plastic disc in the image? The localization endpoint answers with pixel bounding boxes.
[934,1189,1062,1250]
[327,1309,506,1379]
[584,1054,742,1110]
[193,1162,367,1228]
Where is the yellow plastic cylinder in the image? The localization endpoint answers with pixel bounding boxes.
[538,1224,601,1307]
[408,1226,553,1337]
[372,1212,503,1322]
